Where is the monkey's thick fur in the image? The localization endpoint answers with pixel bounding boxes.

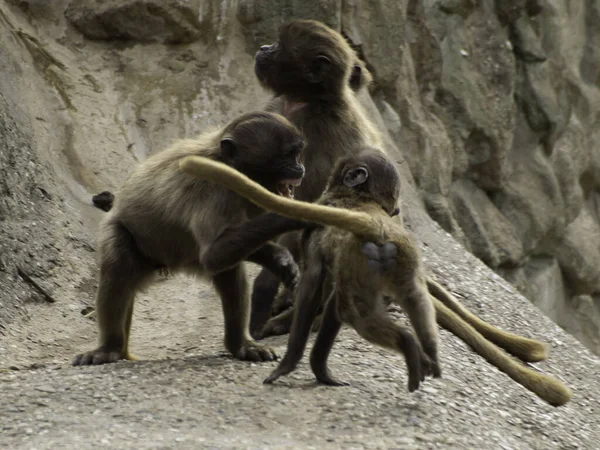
[180,152,573,407]
[249,19,383,333]
[72,112,306,366]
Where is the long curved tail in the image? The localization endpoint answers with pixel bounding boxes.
[180,156,379,237]
[428,279,548,363]
[433,297,572,407]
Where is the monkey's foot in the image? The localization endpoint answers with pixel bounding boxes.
[315,371,350,387]
[406,348,430,392]
[263,365,293,384]
[233,340,278,362]
[271,290,295,316]
[72,346,132,366]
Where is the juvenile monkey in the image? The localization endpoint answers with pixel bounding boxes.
[73,112,305,366]
[179,150,573,406]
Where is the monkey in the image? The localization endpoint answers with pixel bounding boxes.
[248,19,384,335]
[178,150,573,407]
[72,111,306,366]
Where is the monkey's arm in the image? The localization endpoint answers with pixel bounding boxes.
[203,213,313,275]
[179,156,381,238]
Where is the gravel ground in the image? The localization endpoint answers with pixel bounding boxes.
[2,229,600,450]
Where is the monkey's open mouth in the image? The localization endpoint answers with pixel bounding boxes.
[277,178,302,199]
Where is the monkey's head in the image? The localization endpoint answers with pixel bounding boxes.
[255,20,356,99]
[329,149,401,217]
[219,112,305,198]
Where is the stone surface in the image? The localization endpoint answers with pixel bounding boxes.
[65,0,204,43]
[449,179,523,268]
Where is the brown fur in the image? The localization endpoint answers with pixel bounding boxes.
[72,112,305,366]
[180,150,572,406]
[250,19,382,334]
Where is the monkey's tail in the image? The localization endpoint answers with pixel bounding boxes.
[433,297,572,407]
[428,279,548,363]
[179,156,379,237]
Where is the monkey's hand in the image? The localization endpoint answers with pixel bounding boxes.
[272,250,300,292]
[361,242,398,275]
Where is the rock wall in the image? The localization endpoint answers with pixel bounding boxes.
[0,0,599,353]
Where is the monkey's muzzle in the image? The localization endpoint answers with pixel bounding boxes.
[277,178,302,199]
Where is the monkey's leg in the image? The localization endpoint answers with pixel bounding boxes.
[213,265,277,362]
[349,300,429,392]
[427,279,548,362]
[251,270,282,338]
[263,260,328,384]
[309,292,348,387]
[73,223,154,366]
[397,278,441,378]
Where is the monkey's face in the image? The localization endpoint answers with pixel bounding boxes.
[333,150,401,216]
[254,20,353,99]
[221,112,306,199]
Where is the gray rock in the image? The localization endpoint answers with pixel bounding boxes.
[554,207,600,295]
[449,179,523,267]
[237,0,341,53]
[65,0,204,44]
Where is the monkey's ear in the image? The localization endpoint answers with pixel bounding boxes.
[343,167,368,188]
[307,55,331,84]
[220,138,237,160]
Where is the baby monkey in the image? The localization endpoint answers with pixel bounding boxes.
[180,149,573,406]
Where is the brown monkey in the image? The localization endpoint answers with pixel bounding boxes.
[178,150,573,406]
[72,112,306,366]
[249,19,382,335]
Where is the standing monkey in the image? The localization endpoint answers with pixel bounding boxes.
[179,150,573,406]
[73,112,306,365]
[249,19,383,335]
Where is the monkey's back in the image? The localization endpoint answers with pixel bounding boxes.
[320,206,423,307]
[98,132,252,271]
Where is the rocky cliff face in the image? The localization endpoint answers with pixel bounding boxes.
[0,0,599,355]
